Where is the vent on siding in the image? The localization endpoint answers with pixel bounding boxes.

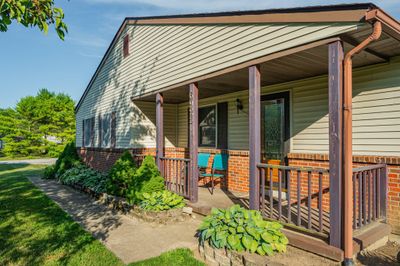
[123,35,130,58]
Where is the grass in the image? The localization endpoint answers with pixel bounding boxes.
[0,164,204,266]
[0,155,56,161]
[131,249,204,266]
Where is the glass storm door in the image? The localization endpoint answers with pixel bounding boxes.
[261,92,289,189]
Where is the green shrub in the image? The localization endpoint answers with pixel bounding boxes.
[139,190,185,211]
[106,151,137,197]
[127,155,165,203]
[41,141,80,179]
[198,205,288,256]
[59,164,109,193]
[43,164,56,179]
[53,141,81,178]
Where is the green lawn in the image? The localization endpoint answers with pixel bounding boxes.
[0,156,53,161]
[0,164,204,266]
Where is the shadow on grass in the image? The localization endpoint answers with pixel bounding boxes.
[0,164,123,265]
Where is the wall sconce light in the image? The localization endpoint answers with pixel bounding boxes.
[235,98,243,114]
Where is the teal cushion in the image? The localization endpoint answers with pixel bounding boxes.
[212,154,228,171]
[200,173,224,178]
[198,153,211,168]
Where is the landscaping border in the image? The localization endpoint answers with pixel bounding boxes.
[68,183,191,224]
[199,242,273,266]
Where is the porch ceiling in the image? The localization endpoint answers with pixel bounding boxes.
[136,26,400,104]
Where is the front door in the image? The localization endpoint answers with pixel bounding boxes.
[261,92,290,189]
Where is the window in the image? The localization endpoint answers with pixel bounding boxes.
[98,112,116,148]
[83,117,94,147]
[199,105,216,147]
[123,35,129,58]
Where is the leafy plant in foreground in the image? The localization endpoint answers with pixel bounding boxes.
[106,151,137,197]
[198,205,288,256]
[139,190,185,211]
[59,164,109,193]
[127,155,165,204]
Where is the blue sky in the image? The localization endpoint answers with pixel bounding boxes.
[0,0,399,108]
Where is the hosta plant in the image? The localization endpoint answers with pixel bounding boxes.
[198,205,288,256]
[59,164,109,193]
[139,190,185,211]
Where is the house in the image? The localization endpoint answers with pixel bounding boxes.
[75,3,400,263]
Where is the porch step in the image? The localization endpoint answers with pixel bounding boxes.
[186,201,212,216]
[353,222,391,254]
[282,228,344,262]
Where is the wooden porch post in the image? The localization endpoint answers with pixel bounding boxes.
[189,83,199,202]
[156,93,164,169]
[249,65,261,210]
[328,41,343,248]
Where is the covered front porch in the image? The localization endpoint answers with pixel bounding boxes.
[130,21,398,260]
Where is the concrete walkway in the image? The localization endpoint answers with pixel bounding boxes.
[28,176,201,264]
[0,158,56,165]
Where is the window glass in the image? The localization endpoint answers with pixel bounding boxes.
[199,106,216,147]
[101,114,111,147]
[83,118,93,147]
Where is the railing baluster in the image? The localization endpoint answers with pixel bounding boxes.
[287,170,291,224]
[377,168,381,218]
[368,170,371,224]
[363,171,367,226]
[278,169,282,221]
[172,160,179,193]
[373,169,376,220]
[261,168,265,216]
[269,168,273,219]
[297,170,301,227]
[318,172,323,233]
[353,173,357,229]
[307,171,312,230]
[359,171,363,227]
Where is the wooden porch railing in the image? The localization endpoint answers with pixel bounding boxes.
[257,163,330,235]
[352,164,387,230]
[159,157,191,199]
[132,154,150,166]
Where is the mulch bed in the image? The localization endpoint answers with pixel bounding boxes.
[356,241,400,266]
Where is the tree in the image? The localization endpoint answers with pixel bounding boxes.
[0,0,68,40]
[0,89,75,157]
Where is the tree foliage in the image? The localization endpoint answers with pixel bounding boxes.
[0,0,68,40]
[0,89,75,157]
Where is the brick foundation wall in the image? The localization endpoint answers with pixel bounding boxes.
[77,147,399,234]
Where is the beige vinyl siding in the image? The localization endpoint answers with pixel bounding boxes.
[176,59,400,156]
[76,22,360,148]
[131,101,177,148]
[128,23,360,97]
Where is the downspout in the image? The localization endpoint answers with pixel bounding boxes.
[343,21,382,265]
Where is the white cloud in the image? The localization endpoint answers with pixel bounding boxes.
[84,0,400,14]
[78,51,103,58]
[68,34,109,48]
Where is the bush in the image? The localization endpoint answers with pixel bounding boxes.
[59,164,109,193]
[45,140,81,179]
[139,190,185,211]
[127,155,165,204]
[43,164,56,179]
[42,141,80,179]
[198,205,288,256]
[106,151,137,197]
